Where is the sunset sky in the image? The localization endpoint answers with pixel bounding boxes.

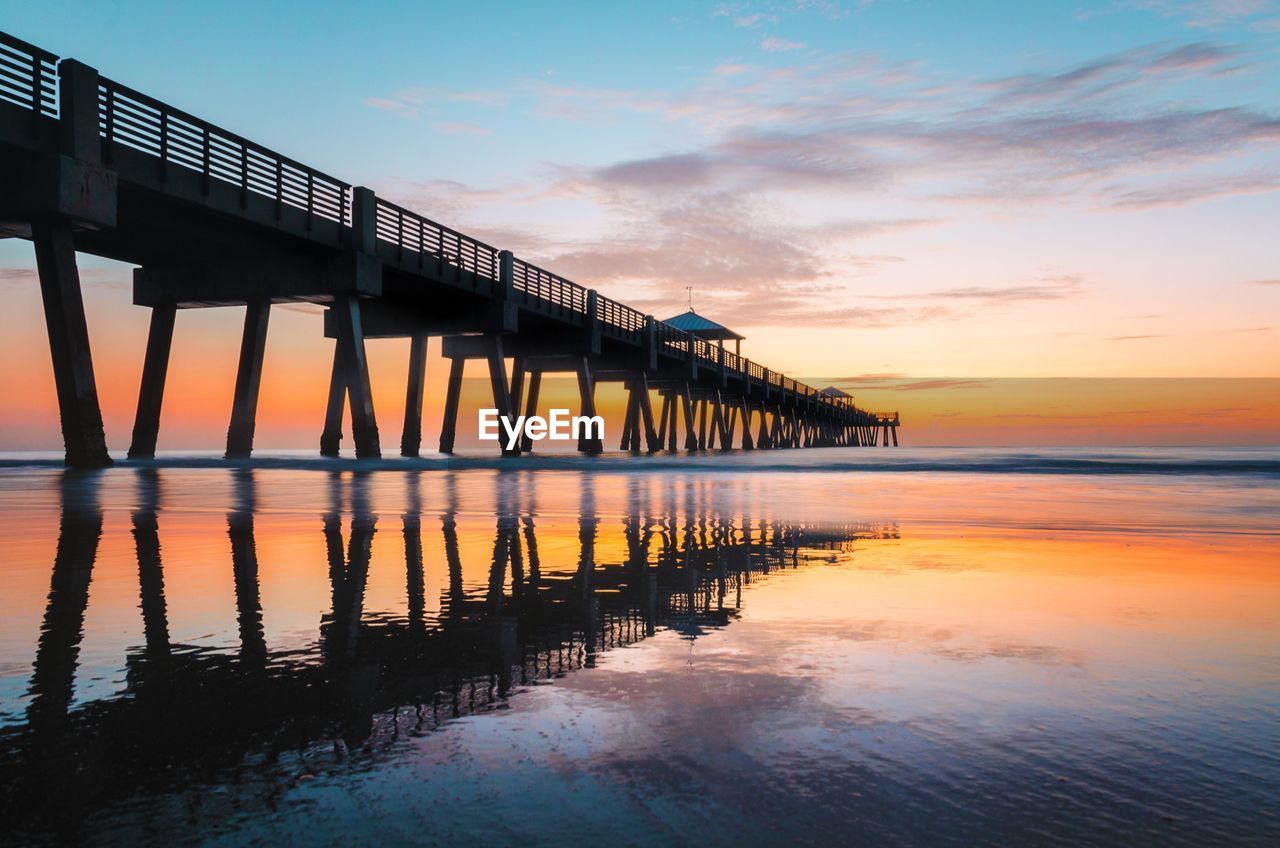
[1,1,1278,449]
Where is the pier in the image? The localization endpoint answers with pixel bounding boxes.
[0,30,900,467]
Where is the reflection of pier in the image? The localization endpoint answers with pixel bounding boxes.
[0,470,895,838]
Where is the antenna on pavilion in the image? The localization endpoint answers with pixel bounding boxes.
[686,286,694,312]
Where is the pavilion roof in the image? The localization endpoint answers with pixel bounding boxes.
[661,309,745,341]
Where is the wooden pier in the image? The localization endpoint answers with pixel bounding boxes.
[0,30,900,466]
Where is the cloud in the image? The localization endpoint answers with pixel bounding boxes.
[715,0,851,24]
[887,379,990,391]
[0,267,126,290]
[0,268,35,282]
[525,193,923,307]
[943,283,1080,302]
[369,35,1278,329]
[1107,334,1167,340]
[431,121,492,136]
[864,274,1084,305]
[760,36,807,52]
[985,42,1249,106]
[364,86,507,118]
[1127,0,1277,28]
[520,44,1280,205]
[364,96,418,118]
[277,302,324,315]
[593,153,717,188]
[825,372,907,383]
[377,178,537,223]
[1247,278,1280,285]
[1107,170,1280,208]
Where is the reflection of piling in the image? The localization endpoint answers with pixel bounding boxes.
[227,470,266,666]
[325,511,375,663]
[27,472,103,728]
[405,515,425,633]
[6,466,902,826]
[132,469,170,660]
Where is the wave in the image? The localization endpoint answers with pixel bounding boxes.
[1,447,1277,476]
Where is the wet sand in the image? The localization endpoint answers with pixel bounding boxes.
[0,454,1276,846]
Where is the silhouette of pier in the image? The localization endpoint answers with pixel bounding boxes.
[0,30,900,467]
[0,468,895,841]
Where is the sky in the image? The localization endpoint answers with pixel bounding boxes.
[1,0,1278,448]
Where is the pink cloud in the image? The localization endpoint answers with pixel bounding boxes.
[760,36,807,52]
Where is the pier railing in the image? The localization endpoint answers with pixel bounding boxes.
[98,75,352,225]
[0,32,56,116]
[597,294,645,343]
[1,29,866,419]
[510,258,587,318]
[374,197,499,282]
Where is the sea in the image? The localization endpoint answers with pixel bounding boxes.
[0,446,1276,847]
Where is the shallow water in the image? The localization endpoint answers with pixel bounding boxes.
[0,449,1276,846]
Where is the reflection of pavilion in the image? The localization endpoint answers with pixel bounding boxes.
[1,469,897,840]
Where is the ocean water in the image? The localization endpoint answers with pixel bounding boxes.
[0,447,1276,846]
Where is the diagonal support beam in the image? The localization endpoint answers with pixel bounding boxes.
[33,221,111,468]
[637,373,659,453]
[333,296,381,458]
[520,371,542,453]
[225,301,271,459]
[681,385,697,451]
[576,356,603,454]
[320,343,345,456]
[439,357,464,455]
[486,335,518,456]
[127,305,176,459]
[400,334,428,457]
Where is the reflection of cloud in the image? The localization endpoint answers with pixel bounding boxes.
[754,618,1088,670]
[934,641,1086,667]
[1108,334,1166,340]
